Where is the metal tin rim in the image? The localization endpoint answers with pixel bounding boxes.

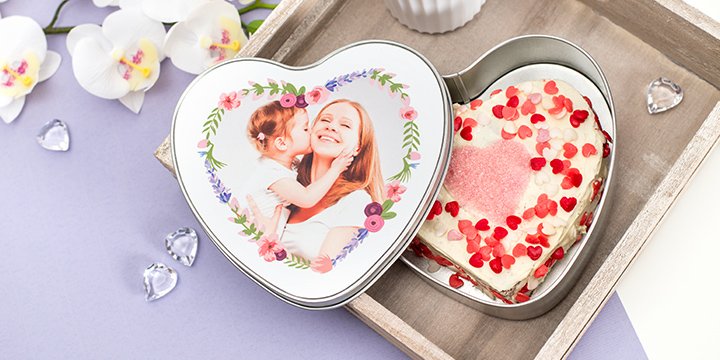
[171,40,455,310]
[400,34,617,319]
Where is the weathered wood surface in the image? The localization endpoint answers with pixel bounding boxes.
[155,0,720,358]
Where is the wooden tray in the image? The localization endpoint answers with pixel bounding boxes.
[155,0,720,358]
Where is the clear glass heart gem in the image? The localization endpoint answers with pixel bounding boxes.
[647,77,683,114]
[143,263,178,302]
[36,119,70,151]
[165,227,198,267]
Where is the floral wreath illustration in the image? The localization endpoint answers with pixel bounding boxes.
[196,68,421,272]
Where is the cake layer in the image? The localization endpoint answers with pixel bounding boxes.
[416,80,610,303]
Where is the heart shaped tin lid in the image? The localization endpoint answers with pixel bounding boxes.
[172,41,453,309]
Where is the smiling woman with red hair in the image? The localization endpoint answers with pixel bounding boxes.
[248,99,385,272]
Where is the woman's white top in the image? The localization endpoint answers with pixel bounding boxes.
[244,157,295,236]
[281,190,372,259]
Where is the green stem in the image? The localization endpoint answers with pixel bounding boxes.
[43,0,73,35]
[238,0,277,15]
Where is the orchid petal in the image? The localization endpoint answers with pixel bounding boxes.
[184,1,241,36]
[0,94,13,107]
[0,16,47,63]
[164,22,210,74]
[92,0,120,7]
[72,37,130,99]
[140,0,207,23]
[67,24,108,56]
[102,9,166,58]
[0,96,25,124]
[38,51,61,83]
[237,0,255,5]
[118,90,144,113]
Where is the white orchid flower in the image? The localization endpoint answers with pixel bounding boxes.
[119,0,209,23]
[164,1,248,74]
[92,0,120,7]
[0,15,61,124]
[67,9,166,113]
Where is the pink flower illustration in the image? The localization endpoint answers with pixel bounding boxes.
[385,180,407,202]
[218,91,241,110]
[280,93,297,108]
[365,214,385,233]
[311,255,333,273]
[257,234,284,262]
[305,86,330,105]
[400,106,417,121]
[409,151,421,161]
[197,139,209,148]
[229,197,240,211]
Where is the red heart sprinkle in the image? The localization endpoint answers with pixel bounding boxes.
[544,80,559,95]
[469,99,483,110]
[551,247,565,260]
[544,258,556,267]
[466,239,480,253]
[518,125,532,139]
[475,219,490,231]
[458,219,473,232]
[501,255,515,269]
[479,246,492,261]
[493,226,508,240]
[569,168,583,187]
[583,96,593,107]
[453,116,462,132]
[501,129,516,140]
[563,143,577,158]
[506,86,519,98]
[484,236,498,247]
[563,97,574,112]
[463,117,478,128]
[460,126,473,141]
[512,243,527,257]
[523,208,536,220]
[582,143,597,157]
[469,253,484,268]
[492,243,505,258]
[536,142,551,155]
[530,113,546,124]
[573,109,589,120]
[519,284,530,294]
[489,257,503,274]
[492,105,504,118]
[449,273,464,288]
[603,143,611,158]
[521,99,536,115]
[525,233,540,244]
[445,201,460,217]
[534,265,549,278]
[491,89,502,96]
[527,246,542,260]
[550,159,564,174]
[560,196,577,212]
[538,234,550,248]
[506,215,522,230]
[433,201,443,215]
[515,292,530,303]
[502,106,518,120]
[506,95,519,108]
[530,157,546,171]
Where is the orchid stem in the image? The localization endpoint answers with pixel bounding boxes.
[43,0,71,34]
[237,0,277,16]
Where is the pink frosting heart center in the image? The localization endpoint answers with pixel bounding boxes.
[444,140,531,224]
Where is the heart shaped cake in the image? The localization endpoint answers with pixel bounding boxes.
[411,79,611,304]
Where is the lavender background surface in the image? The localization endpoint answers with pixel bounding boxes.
[0,1,644,359]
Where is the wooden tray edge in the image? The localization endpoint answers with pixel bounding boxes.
[537,101,720,360]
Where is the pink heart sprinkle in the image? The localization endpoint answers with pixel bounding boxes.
[537,128,551,143]
[447,229,464,241]
[528,93,542,104]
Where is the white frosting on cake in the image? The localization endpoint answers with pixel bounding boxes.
[416,80,610,303]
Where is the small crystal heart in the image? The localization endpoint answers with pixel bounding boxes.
[37,119,70,151]
[165,227,198,267]
[143,263,178,302]
[647,77,683,114]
